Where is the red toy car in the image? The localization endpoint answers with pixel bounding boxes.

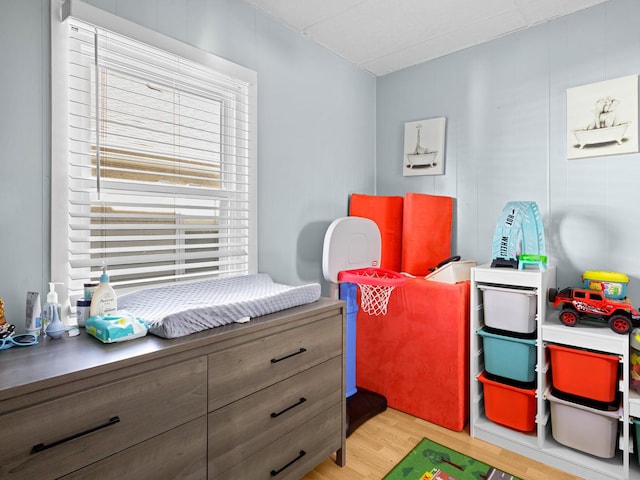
[548,287,639,334]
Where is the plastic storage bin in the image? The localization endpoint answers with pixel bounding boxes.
[477,371,536,432]
[633,418,640,464]
[631,329,640,393]
[477,327,537,382]
[547,390,620,458]
[547,343,620,403]
[582,270,628,300]
[479,285,537,334]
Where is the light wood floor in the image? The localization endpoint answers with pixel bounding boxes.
[302,408,583,480]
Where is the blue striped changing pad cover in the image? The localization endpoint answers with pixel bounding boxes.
[117,274,321,338]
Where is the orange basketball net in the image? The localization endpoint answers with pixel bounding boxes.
[338,267,406,316]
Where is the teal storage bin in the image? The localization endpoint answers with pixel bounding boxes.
[477,327,537,382]
[634,418,640,464]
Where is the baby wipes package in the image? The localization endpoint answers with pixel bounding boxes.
[86,310,148,343]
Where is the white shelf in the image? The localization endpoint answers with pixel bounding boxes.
[543,315,628,355]
[630,391,640,417]
[470,264,635,480]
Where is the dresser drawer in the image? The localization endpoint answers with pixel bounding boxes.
[208,312,342,411]
[209,356,342,473]
[61,418,207,480]
[210,402,342,480]
[0,357,207,480]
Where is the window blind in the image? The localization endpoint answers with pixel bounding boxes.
[62,16,255,304]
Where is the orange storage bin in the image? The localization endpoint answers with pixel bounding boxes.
[477,371,536,432]
[548,344,619,403]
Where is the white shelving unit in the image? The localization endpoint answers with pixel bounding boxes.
[470,264,640,480]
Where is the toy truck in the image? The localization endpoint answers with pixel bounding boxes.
[548,286,639,334]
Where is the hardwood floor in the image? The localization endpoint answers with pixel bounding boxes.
[303,408,583,480]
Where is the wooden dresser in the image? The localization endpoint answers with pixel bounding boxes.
[0,298,345,480]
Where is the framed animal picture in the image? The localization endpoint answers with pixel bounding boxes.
[567,75,638,159]
[403,117,446,176]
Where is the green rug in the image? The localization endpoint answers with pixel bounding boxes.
[384,438,522,480]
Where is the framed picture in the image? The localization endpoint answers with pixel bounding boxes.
[567,75,638,159]
[403,117,446,176]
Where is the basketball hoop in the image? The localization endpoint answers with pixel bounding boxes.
[338,267,406,316]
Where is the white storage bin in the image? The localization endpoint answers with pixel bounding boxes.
[547,390,620,459]
[479,284,537,334]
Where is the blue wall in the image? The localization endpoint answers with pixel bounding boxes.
[376,0,640,301]
[0,0,376,324]
[2,0,640,325]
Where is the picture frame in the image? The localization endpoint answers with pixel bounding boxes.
[403,117,446,176]
[567,75,638,159]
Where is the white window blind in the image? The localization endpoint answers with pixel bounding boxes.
[53,1,257,312]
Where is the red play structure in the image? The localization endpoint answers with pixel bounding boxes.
[349,193,470,432]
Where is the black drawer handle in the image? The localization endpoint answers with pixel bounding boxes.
[271,397,307,418]
[270,450,306,477]
[31,416,120,454]
[271,347,306,364]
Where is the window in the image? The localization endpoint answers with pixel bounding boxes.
[51,0,257,318]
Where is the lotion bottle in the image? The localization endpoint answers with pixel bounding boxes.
[25,291,41,335]
[90,267,118,317]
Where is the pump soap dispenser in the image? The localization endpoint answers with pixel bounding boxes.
[44,283,65,339]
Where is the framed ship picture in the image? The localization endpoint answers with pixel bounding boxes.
[403,117,446,176]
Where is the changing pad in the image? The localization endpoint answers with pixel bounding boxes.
[117,274,321,338]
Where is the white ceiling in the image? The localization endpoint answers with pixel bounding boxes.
[245,0,610,76]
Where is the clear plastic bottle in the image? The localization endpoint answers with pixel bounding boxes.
[89,267,118,317]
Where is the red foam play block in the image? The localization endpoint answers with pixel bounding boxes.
[355,277,470,431]
[349,193,403,272]
[401,193,453,276]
